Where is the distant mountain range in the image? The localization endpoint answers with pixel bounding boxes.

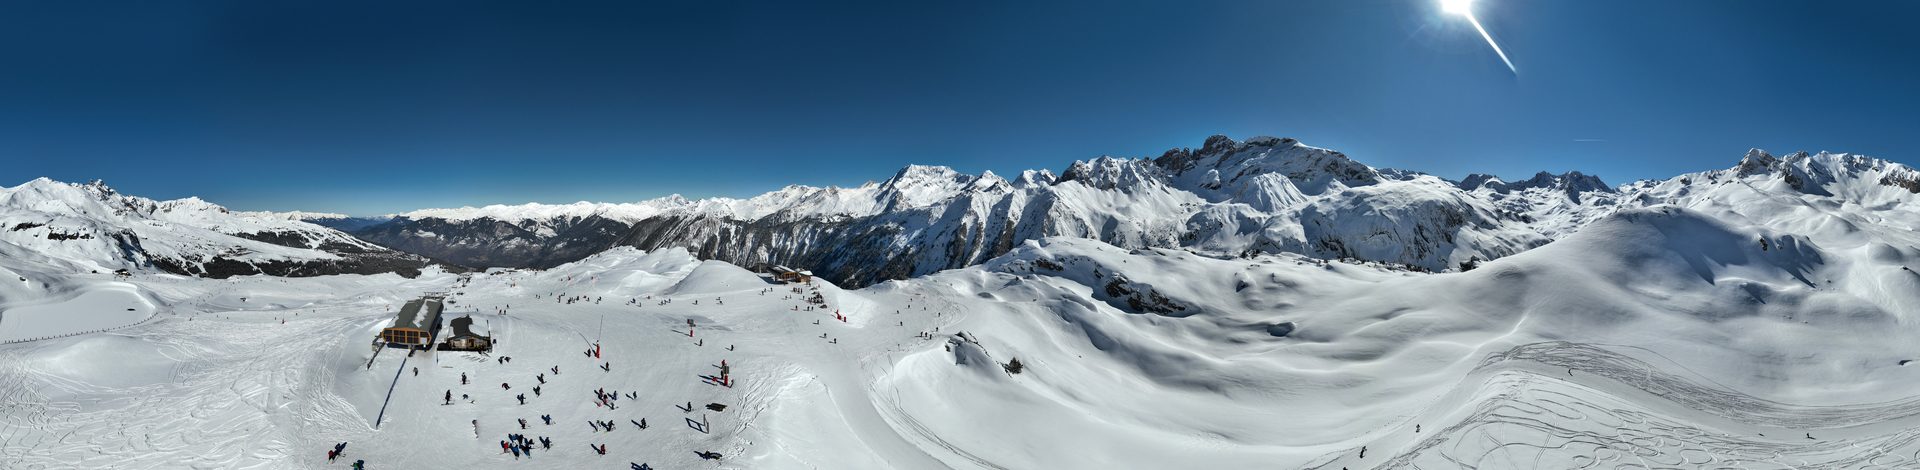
[7,135,1916,285]
[0,179,431,278]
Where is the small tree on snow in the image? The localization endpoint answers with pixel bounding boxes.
[1003,358,1024,375]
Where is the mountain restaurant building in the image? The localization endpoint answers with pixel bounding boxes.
[378,294,445,348]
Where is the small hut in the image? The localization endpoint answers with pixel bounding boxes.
[441,315,492,351]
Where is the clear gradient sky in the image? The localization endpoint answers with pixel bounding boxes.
[3,1,1915,215]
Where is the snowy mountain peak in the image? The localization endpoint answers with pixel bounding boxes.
[239,210,354,221]
[2,177,135,219]
[1458,173,1505,190]
[885,164,964,184]
[400,200,678,224]
[155,196,232,215]
[1736,148,1780,175]
[1057,156,1166,190]
[1457,170,1612,199]
[1156,135,1376,197]
[876,164,992,210]
[1693,148,1919,197]
[2,177,431,277]
[1015,169,1058,187]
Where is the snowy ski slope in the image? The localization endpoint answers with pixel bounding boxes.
[5,197,1920,469]
[3,143,1919,468]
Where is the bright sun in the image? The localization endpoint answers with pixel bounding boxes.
[1438,0,1515,73]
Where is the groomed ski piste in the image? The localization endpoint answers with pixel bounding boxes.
[6,202,1920,469]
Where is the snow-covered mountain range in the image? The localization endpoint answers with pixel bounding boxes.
[328,135,1920,287]
[0,178,433,278]
[4,135,1920,468]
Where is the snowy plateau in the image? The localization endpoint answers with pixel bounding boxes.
[4,136,1920,469]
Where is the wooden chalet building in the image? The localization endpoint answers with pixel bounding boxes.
[378,294,445,348]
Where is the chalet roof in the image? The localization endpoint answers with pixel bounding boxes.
[389,296,444,331]
[449,315,485,338]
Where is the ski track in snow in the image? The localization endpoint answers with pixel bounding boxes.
[1323,341,1920,469]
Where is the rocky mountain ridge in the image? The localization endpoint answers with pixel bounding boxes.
[323,136,1920,287]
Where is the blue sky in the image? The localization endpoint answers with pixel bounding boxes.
[3,1,1915,215]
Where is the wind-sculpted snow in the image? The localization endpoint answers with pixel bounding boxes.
[1331,341,1920,468]
[1476,342,1920,429]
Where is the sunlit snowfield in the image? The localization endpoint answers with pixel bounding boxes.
[6,193,1920,470]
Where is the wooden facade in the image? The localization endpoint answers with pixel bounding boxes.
[440,315,492,351]
[771,266,813,284]
[378,295,445,348]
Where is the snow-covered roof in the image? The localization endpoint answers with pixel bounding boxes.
[388,296,444,331]
[448,315,485,338]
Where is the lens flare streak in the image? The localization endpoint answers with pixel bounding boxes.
[1464,12,1517,74]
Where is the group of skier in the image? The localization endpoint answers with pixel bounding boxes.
[353,279,789,468]
[323,441,362,468]
[499,433,550,459]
